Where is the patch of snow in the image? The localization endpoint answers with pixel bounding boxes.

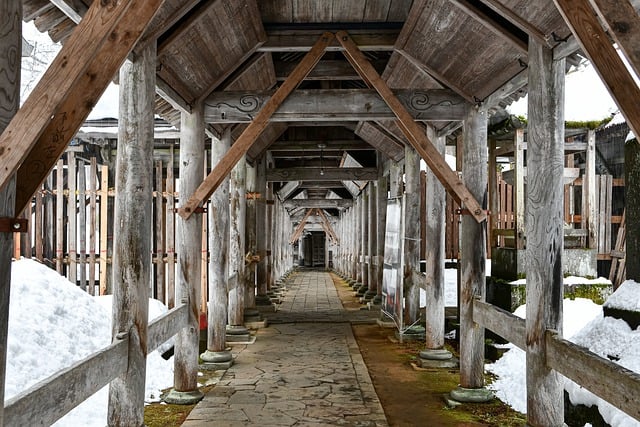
[603,280,640,312]
[509,276,611,286]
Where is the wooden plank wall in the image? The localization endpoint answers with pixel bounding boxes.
[14,150,183,307]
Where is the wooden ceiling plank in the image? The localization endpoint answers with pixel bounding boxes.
[477,0,550,46]
[481,68,528,109]
[336,30,487,223]
[354,121,405,162]
[157,0,218,55]
[277,180,301,200]
[391,0,427,50]
[49,0,87,24]
[0,0,142,196]
[178,32,334,219]
[269,140,373,151]
[448,0,527,53]
[275,59,386,81]
[156,74,192,115]
[23,0,54,22]
[554,0,640,139]
[13,0,165,212]
[136,0,201,53]
[267,167,379,182]
[590,0,640,79]
[364,0,392,22]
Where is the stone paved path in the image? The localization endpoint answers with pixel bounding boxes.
[181,270,388,426]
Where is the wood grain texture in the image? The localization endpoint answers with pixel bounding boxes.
[376,174,388,298]
[403,145,421,323]
[267,167,378,182]
[107,42,155,426]
[473,300,526,350]
[208,128,231,351]
[284,199,353,209]
[525,39,565,426]
[256,157,268,293]
[367,182,377,292]
[360,187,369,289]
[626,136,640,281]
[14,0,164,214]
[336,30,486,223]
[458,107,488,389]
[244,162,257,308]
[554,0,640,139]
[179,33,334,218]
[355,122,405,162]
[173,102,205,393]
[229,157,247,325]
[0,2,21,423]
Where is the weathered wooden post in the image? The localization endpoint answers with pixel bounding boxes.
[201,127,233,370]
[627,136,640,281]
[244,162,260,322]
[525,38,565,425]
[256,157,270,305]
[356,189,369,296]
[108,42,156,424]
[450,106,492,403]
[265,181,274,291]
[0,3,20,423]
[227,156,250,341]
[404,145,422,326]
[164,100,205,405]
[364,182,377,300]
[420,127,453,365]
[374,173,387,305]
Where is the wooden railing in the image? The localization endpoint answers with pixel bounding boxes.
[3,304,188,426]
[473,299,640,422]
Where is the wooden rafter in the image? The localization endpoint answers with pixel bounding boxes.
[2,0,163,211]
[289,208,315,244]
[179,32,335,219]
[477,0,550,46]
[283,199,353,209]
[316,209,339,244]
[336,31,487,223]
[554,0,640,139]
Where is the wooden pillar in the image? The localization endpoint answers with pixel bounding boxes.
[107,42,155,425]
[228,156,247,327]
[0,3,20,423]
[244,162,257,311]
[88,158,96,295]
[166,146,175,308]
[256,157,268,302]
[514,129,525,250]
[357,188,369,294]
[423,127,448,352]
[488,139,498,249]
[374,173,387,304]
[627,137,640,281]
[78,161,87,290]
[583,130,597,249]
[525,39,565,425]
[453,106,491,402]
[68,151,77,285]
[165,100,205,404]
[56,158,64,275]
[201,127,232,367]
[365,182,377,299]
[404,145,421,324]
[44,173,55,268]
[266,181,274,290]
[155,160,165,302]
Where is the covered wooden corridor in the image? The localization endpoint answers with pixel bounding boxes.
[1,0,640,426]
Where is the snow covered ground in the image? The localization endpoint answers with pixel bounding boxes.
[6,258,174,426]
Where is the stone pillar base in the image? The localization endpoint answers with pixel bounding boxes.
[449,386,494,403]
[226,325,251,342]
[363,290,376,301]
[255,294,272,306]
[418,349,458,368]
[163,389,204,405]
[200,349,233,370]
[372,294,382,305]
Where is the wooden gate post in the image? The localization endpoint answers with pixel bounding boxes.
[625,138,639,281]
[404,145,422,325]
[227,156,250,340]
[374,173,388,304]
[201,127,233,369]
[525,39,566,425]
[107,42,156,425]
[365,182,377,300]
[164,100,206,405]
[451,106,492,403]
[0,3,20,423]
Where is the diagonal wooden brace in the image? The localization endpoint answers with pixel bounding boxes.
[179,32,335,219]
[289,208,315,244]
[335,30,487,223]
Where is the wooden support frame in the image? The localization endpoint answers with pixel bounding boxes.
[289,208,315,244]
[12,0,165,214]
[335,31,487,223]
[316,208,339,244]
[554,0,640,139]
[179,33,335,219]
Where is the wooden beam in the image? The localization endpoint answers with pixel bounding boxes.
[477,0,550,46]
[268,139,373,151]
[258,29,398,52]
[274,59,386,81]
[267,167,379,182]
[449,0,527,53]
[179,33,335,219]
[336,31,487,223]
[355,121,406,162]
[284,199,353,209]
[50,0,87,24]
[204,88,469,123]
[481,69,528,109]
[554,0,640,139]
[316,208,339,243]
[289,208,315,244]
[590,0,640,79]
[277,180,301,200]
[12,0,164,213]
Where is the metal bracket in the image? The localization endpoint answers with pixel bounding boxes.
[0,217,28,233]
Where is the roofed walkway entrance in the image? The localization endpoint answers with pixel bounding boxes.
[181,270,388,426]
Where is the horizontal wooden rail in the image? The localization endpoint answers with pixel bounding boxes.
[472,300,526,350]
[546,332,640,422]
[148,303,189,351]
[4,303,190,426]
[4,336,129,427]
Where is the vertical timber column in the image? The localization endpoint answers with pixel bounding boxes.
[626,137,640,281]
[244,162,258,318]
[365,183,377,300]
[227,156,250,340]
[374,173,387,305]
[357,188,369,296]
[525,39,565,425]
[200,127,233,369]
[165,101,205,404]
[256,157,270,305]
[451,106,492,403]
[354,198,362,283]
[404,145,421,325]
[108,42,155,425]
[266,181,274,290]
[0,2,20,423]
[420,127,452,362]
